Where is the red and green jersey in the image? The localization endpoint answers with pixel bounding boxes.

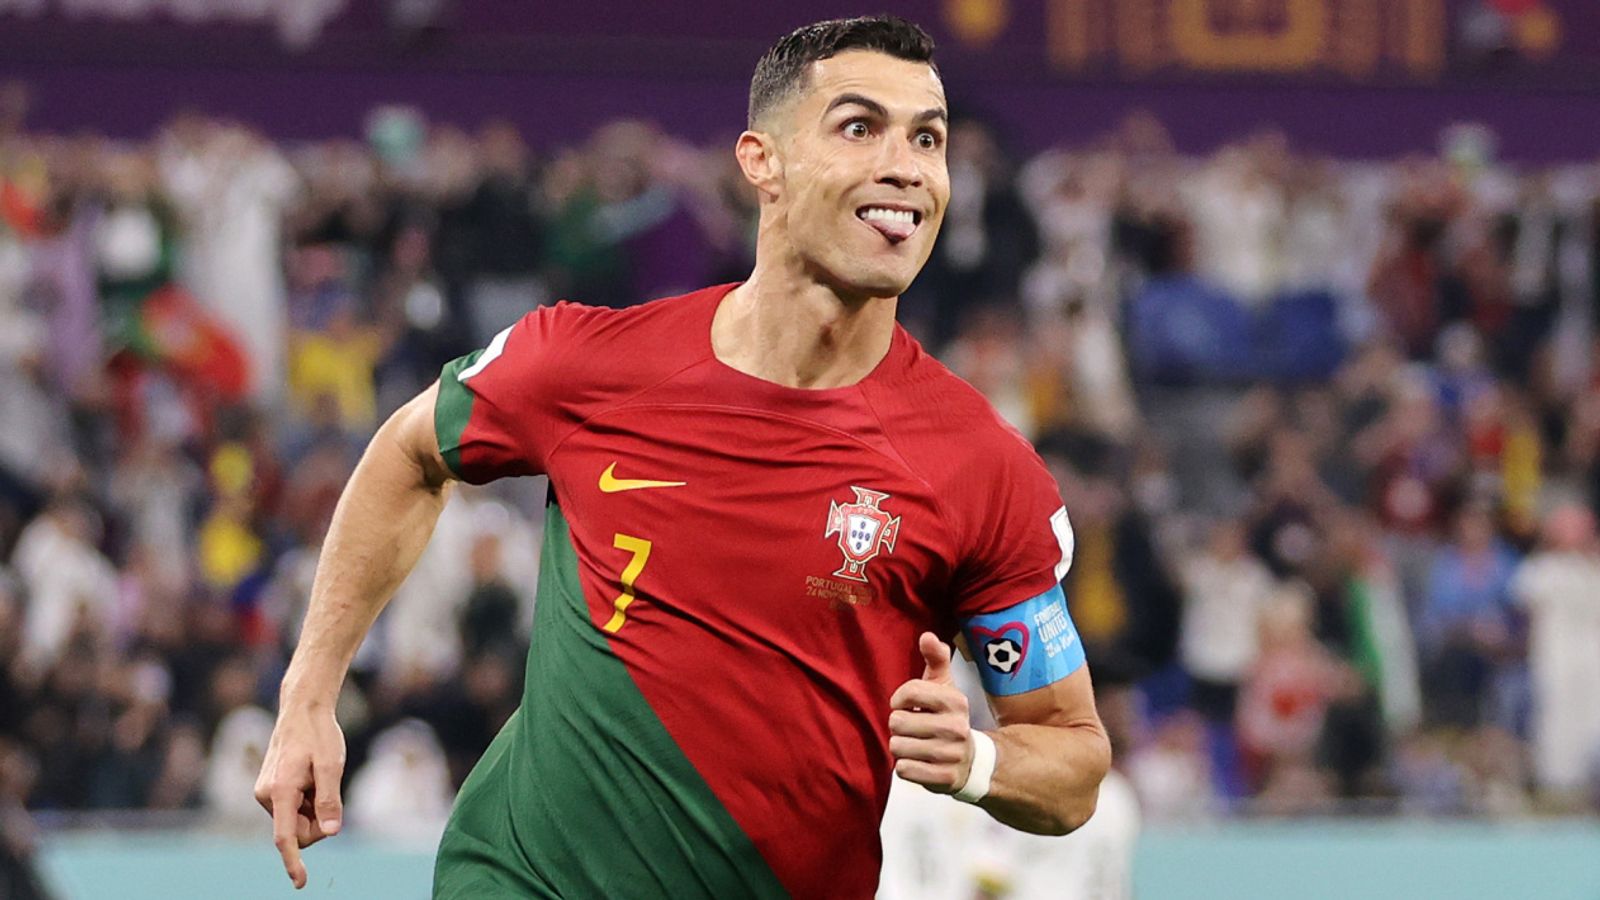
[430,284,1077,899]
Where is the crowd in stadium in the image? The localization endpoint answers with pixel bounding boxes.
[1,83,1598,853]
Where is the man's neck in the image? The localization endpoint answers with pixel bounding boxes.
[712,263,898,390]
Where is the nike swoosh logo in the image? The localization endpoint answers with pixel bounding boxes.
[599,462,687,493]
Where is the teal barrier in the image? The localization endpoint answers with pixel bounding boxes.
[1134,821,1600,900]
[37,830,440,900]
[36,820,1600,899]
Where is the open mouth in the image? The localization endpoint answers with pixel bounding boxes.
[856,205,922,244]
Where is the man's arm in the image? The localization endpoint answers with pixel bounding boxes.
[976,664,1110,833]
[255,382,455,889]
[889,633,1111,835]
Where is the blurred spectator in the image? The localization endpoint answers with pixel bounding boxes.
[1022,302,1139,444]
[1324,513,1421,737]
[558,121,722,309]
[1511,503,1600,805]
[454,120,547,344]
[1042,435,1180,684]
[459,530,523,663]
[1246,425,1339,582]
[284,245,381,431]
[380,494,538,686]
[1567,374,1600,522]
[0,318,72,529]
[159,118,298,402]
[106,433,201,596]
[13,498,118,671]
[1177,518,1275,725]
[1185,136,1288,308]
[203,705,275,828]
[346,719,454,840]
[1362,368,1464,602]
[0,737,51,900]
[943,308,1034,437]
[1416,504,1522,729]
[1126,710,1221,821]
[1236,583,1357,789]
[1367,163,1468,360]
[916,118,1038,349]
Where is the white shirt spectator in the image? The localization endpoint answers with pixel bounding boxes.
[161,125,300,404]
[12,504,120,669]
[204,706,277,829]
[1179,536,1276,685]
[1185,150,1286,307]
[0,312,71,493]
[380,490,540,682]
[346,719,454,842]
[1513,546,1600,794]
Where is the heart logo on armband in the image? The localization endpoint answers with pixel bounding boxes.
[969,621,1030,678]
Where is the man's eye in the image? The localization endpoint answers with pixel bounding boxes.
[916,132,940,149]
[844,121,870,138]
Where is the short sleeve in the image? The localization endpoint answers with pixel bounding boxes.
[949,443,1075,619]
[434,304,579,484]
[950,443,1084,696]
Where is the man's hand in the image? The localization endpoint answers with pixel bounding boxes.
[888,632,977,794]
[254,705,347,889]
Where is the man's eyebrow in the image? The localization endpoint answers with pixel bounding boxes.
[824,93,949,126]
[824,93,889,120]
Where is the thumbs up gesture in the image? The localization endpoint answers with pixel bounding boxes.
[888,632,976,794]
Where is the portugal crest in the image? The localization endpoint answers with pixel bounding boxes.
[824,486,901,584]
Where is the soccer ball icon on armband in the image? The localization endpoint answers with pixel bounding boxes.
[984,638,1022,675]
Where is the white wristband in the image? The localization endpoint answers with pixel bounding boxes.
[952,730,996,804]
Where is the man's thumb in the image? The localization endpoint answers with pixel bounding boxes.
[312,760,344,835]
[918,632,953,683]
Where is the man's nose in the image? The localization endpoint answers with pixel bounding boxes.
[875,133,924,189]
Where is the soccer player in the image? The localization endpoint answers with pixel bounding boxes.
[256,15,1110,898]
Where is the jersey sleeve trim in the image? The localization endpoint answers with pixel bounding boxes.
[960,584,1085,696]
[457,323,513,381]
[435,331,506,481]
[1050,506,1075,580]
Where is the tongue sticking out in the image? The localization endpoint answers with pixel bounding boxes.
[861,212,916,243]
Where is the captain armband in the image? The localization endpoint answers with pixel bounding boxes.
[959,584,1085,697]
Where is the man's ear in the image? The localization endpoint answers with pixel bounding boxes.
[735,130,783,200]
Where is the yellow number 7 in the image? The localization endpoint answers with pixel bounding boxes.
[603,533,653,633]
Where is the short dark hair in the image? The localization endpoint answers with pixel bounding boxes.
[748,16,937,129]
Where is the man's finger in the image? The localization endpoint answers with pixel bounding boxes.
[271,790,308,889]
[888,709,965,741]
[893,758,958,791]
[889,735,968,765]
[296,808,330,850]
[918,632,952,683]
[889,679,965,713]
[312,758,344,836]
[297,796,333,849]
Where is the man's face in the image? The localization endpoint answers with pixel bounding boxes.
[767,50,949,298]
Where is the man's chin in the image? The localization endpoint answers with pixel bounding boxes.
[827,268,917,302]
